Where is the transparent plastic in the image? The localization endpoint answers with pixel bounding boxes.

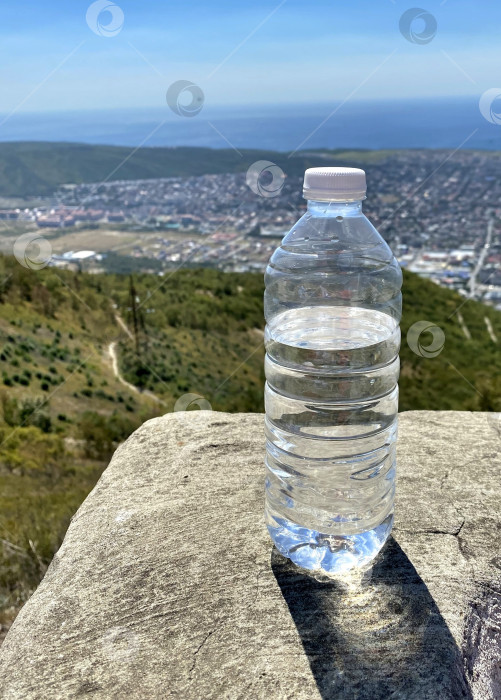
[264,199,402,575]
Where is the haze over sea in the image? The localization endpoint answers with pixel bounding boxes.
[2,97,501,153]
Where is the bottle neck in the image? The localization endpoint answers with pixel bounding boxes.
[307,199,363,217]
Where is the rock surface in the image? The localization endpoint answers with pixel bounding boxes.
[0,410,500,699]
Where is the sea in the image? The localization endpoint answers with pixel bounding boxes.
[1,97,501,152]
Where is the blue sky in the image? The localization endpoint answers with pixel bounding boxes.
[0,0,500,113]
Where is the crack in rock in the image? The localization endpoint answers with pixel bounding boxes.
[189,629,216,680]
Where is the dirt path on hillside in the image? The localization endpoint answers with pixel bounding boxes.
[114,312,134,341]
[107,312,166,406]
[484,316,498,344]
[107,341,141,395]
[456,311,471,340]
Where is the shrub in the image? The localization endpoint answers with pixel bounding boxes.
[78,411,136,460]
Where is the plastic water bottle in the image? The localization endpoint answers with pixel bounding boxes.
[264,167,402,575]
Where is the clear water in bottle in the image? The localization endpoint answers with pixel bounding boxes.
[264,167,402,575]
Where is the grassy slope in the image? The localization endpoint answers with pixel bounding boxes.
[0,257,157,631]
[400,272,501,411]
[0,142,393,197]
[112,266,501,413]
[0,258,500,635]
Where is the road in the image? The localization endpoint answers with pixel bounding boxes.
[469,218,494,299]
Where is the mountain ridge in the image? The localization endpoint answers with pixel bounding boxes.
[0,141,400,197]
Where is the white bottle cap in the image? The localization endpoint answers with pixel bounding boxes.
[303,167,367,201]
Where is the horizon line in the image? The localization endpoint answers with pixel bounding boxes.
[0,94,483,118]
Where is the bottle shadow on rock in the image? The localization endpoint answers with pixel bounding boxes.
[271,537,472,700]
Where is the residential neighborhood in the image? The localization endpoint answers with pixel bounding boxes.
[2,150,501,308]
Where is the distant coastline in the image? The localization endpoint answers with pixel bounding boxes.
[0,97,500,152]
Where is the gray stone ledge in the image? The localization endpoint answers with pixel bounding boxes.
[0,410,500,699]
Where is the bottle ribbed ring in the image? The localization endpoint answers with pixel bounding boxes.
[303,167,367,201]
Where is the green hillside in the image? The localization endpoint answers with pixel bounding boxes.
[0,142,390,197]
[0,256,500,637]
